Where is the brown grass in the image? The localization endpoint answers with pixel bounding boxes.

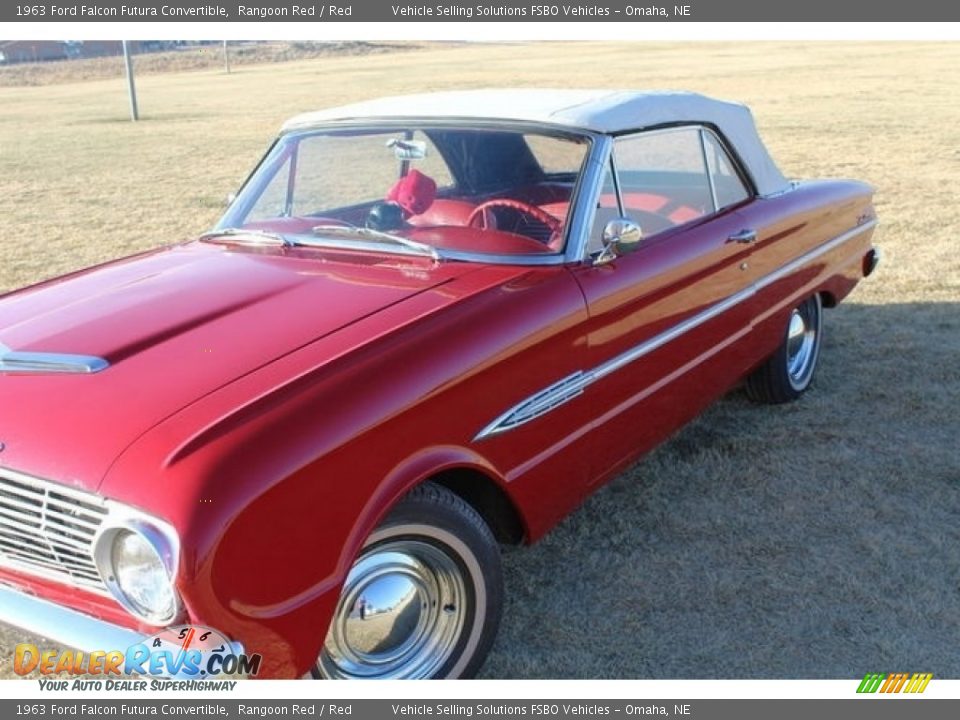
[1,41,959,679]
[0,41,428,87]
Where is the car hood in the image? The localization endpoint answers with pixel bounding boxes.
[0,240,477,491]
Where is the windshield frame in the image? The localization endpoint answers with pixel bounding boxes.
[215,120,604,266]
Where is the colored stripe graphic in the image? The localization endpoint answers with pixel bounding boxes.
[879,673,897,693]
[906,673,934,693]
[857,672,932,694]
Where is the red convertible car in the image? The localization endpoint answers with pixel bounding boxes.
[0,90,878,679]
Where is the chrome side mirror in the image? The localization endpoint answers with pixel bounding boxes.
[595,218,642,265]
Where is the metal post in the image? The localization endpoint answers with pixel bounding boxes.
[223,40,231,74]
[122,40,139,122]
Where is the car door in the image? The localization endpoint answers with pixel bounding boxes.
[569,126,757,485]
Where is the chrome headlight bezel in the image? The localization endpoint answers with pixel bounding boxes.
[93,510,181,626]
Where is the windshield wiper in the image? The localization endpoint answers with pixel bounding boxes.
[311,225,440,260]
[199,228,293,247]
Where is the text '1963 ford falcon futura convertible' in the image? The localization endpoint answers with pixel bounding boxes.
[0,89,878,679]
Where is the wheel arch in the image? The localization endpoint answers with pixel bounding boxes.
[819,289,839,309]
[430,467,526,545]
[340,448,527,582]
[306,450,519,678]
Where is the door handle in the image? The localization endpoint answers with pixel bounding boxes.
[728,228,757,244]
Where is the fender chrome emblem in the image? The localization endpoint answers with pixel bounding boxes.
[0,341,108,375]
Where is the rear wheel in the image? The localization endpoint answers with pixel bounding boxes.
[746,294,823,404]
[313,483,503,679]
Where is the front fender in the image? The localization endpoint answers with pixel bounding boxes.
[99,264,585,678]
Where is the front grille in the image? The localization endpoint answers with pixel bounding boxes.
[0,469,108,594]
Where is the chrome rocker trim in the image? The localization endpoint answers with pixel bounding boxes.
[476,220,877,440]
[0,343,108,374]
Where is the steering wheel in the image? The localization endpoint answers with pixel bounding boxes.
[467,199,563,237]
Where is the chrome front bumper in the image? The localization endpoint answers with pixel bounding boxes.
[0,582,145,652]
[0,582,250,679]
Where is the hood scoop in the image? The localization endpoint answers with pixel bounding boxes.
[0,343,108,375]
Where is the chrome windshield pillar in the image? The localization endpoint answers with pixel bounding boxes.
[564,134,613,264]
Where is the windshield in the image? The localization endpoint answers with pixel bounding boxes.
[217,125,592,259]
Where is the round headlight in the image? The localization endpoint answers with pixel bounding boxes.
[107,528,176,623]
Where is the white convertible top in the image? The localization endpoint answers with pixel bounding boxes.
[282,89,789,196]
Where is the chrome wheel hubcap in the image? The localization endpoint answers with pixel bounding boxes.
[318,540,467,679]
[786,300,819,388]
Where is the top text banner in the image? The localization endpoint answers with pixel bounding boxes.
[4,0,960,22]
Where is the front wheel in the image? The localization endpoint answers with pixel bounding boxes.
[313,483,503,679]
[745,294,823,404]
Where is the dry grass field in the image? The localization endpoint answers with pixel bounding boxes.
[0,41,428,87]
[0,41,958,679]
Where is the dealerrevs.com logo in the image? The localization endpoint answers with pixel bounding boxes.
[857,673,933,694]
[14,625,261,689]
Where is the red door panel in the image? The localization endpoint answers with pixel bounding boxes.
[734,182,877,367]
[572,209,756,483]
